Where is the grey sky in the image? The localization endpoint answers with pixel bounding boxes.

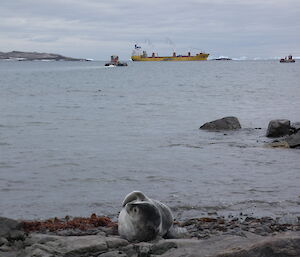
[1,0,299,59]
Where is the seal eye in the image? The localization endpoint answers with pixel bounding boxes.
[133,207,138,213]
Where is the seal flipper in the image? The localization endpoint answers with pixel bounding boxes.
[164,225,188,239]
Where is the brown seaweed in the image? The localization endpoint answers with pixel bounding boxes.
[21,213,117,233]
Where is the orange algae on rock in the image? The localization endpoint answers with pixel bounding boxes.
[22,213,117,233]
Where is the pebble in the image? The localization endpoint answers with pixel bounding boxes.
[0,245,11,252]
[98,251,127,257]
[179,215,300,239]
[0,237,8,246]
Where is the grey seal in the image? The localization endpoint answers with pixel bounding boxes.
[118,191,174,242]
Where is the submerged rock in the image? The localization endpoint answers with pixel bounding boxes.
[200,116,241,130]
[291,122,300,133]
[266,119,291,137]
[266,131,300,149]
[265,119,300,149]
[265,141,290,149]
[285,131,300,148]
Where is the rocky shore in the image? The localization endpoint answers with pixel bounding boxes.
[1,214,299,257]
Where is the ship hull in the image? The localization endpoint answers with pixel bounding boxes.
[131,54,209,61]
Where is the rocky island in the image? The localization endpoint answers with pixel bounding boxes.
[0,51,89,61]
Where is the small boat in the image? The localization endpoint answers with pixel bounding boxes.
[280,55,295,63]
[105,55,128,66]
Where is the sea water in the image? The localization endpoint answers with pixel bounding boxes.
[0,60,299,220]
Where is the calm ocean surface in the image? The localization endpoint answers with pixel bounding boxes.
[0,60,299,220]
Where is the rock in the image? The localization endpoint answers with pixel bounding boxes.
[267,131,300,149]
[133,242,152,257]
[278,214,299,225]
[120,244,136,257]
[26,247,54,257]
[106,236,129,248]
[98,250,128,257]
[266,119,291,137]
[0,217,23,238]
[200,117,241,130]
[285,131,300,148]
[151,241,177,255]
[24,234,108,257]
[291,122,300,133]
[0,245,12,252]
[0,237,9,246]
[22,234,129,257]
[265,141,290,149]
[159,231,300,257]
[7,230,26,242]
[0,252,21,257]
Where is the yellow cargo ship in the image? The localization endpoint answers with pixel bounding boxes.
[131,45,209,61]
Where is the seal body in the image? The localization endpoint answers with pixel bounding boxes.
[118,191,173,242]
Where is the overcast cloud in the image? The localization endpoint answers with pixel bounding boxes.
[1,0,299,59]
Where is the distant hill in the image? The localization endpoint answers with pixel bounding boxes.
[0,51,89,61]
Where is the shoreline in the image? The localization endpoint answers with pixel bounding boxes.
[1,214,299,256]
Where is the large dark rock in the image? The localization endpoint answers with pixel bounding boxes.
[266,119,291,137]
[0,217,22,238]
[200,117,241,130]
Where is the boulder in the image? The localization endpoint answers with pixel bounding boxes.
[267,131,300,149]
[22,234,107,257]
[159,231,300,257]
[0,217,23,238]
[266,119,291,137]
[21,233,129,257]
[200,117,241,130]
